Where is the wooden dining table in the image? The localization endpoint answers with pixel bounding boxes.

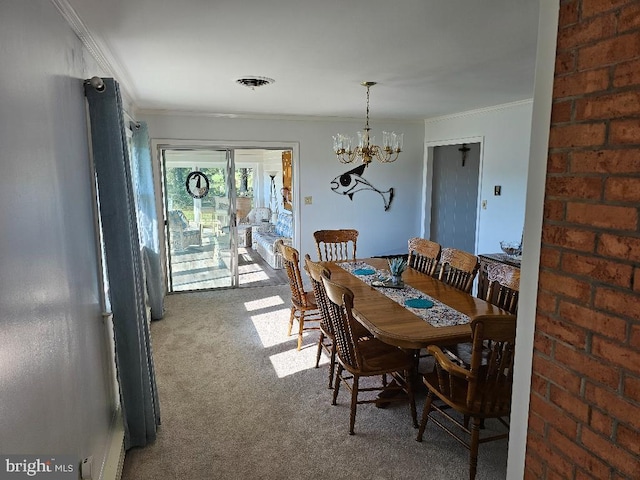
[322,257,509,350]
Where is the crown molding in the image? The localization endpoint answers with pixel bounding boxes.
[135,108,424,125]
[424,99,533,124]
[51,0,137,107]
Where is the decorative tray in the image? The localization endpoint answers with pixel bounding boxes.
[371,280,405,289]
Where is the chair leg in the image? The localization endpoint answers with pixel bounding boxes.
[416,391,434,442]
[328,342,336,389]
[315,331,324,368]
[349,375,360,435]
[297,312,305,350]
[406,368,418,428]
[287,307,295,337]
[469,417,481,480]
[332,364,343,406]
[413,348,421,374]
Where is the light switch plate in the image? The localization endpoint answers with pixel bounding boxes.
[304,196,312,205]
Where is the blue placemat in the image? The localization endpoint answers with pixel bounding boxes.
[353,268,376,276]
[404,298,434,309]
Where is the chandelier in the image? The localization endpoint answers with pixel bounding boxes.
[333,82,403,165]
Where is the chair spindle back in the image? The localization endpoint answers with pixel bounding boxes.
[407,237,441,276]
[438,247,480,293]
[304,254,333,335]
[280,243,311,308]
[321,276,359,369]
[314,229,358,262]
[430,314,516,415]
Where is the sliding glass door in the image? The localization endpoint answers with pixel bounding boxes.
[163,148,239,291]
[159,145,295,292]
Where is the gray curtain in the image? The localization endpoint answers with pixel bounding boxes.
[130,122,164,320]
[84,77,160,449]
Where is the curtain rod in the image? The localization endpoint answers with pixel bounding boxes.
[86,76,139,129]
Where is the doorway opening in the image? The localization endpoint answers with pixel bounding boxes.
[430,142,481,253]
[160,147,293,292]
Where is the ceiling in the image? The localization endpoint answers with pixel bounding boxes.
[64,0,541,120]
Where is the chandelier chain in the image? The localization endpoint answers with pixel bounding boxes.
[365,85,371,133]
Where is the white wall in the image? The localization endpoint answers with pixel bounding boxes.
[507,1,559,477]
[423,101,534,254]
[140,113,425,260]
[0,0,117,472]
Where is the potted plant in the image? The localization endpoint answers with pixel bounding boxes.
[388,257,407,286]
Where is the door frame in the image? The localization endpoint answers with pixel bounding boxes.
[151,139,300,292]
[421,135,484,254]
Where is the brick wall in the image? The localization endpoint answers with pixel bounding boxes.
[526,0,640,478]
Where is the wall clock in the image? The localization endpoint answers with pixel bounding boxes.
[185,171,210,199]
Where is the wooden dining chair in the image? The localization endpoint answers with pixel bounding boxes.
[321,275,418,435]
[447,262,521,367]
[313,229,358,262]
[485,262,520,314]
[416,314,517,480]
[407,237,441,276]
[438,247,480,293]
[407,238,442,368]
[279,243,320,350]
[304,254,337,388]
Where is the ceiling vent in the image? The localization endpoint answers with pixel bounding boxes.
[236,76,275,90]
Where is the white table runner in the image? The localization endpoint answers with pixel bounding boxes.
[338,261,470,328]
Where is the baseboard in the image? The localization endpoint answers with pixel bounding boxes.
[100,409,125,480]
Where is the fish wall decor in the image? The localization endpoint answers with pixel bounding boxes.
[330,164,394,211]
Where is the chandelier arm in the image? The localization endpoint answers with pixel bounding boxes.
[374,149,400,163]
[337,150,359,164]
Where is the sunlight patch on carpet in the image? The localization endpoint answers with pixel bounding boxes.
[238,263,263,274]
[244,295,285,312]
[268,343,328,378]
[250,308,292,348]
[239,270,270,282]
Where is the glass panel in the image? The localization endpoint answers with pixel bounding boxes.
[161,147,293,291]
[164,149,235,291]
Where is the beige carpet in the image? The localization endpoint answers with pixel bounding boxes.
[121,285,508,480]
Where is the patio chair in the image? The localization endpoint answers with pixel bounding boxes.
[168,210,202,251]
[237,207,271,247]
[242,206,271,224]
